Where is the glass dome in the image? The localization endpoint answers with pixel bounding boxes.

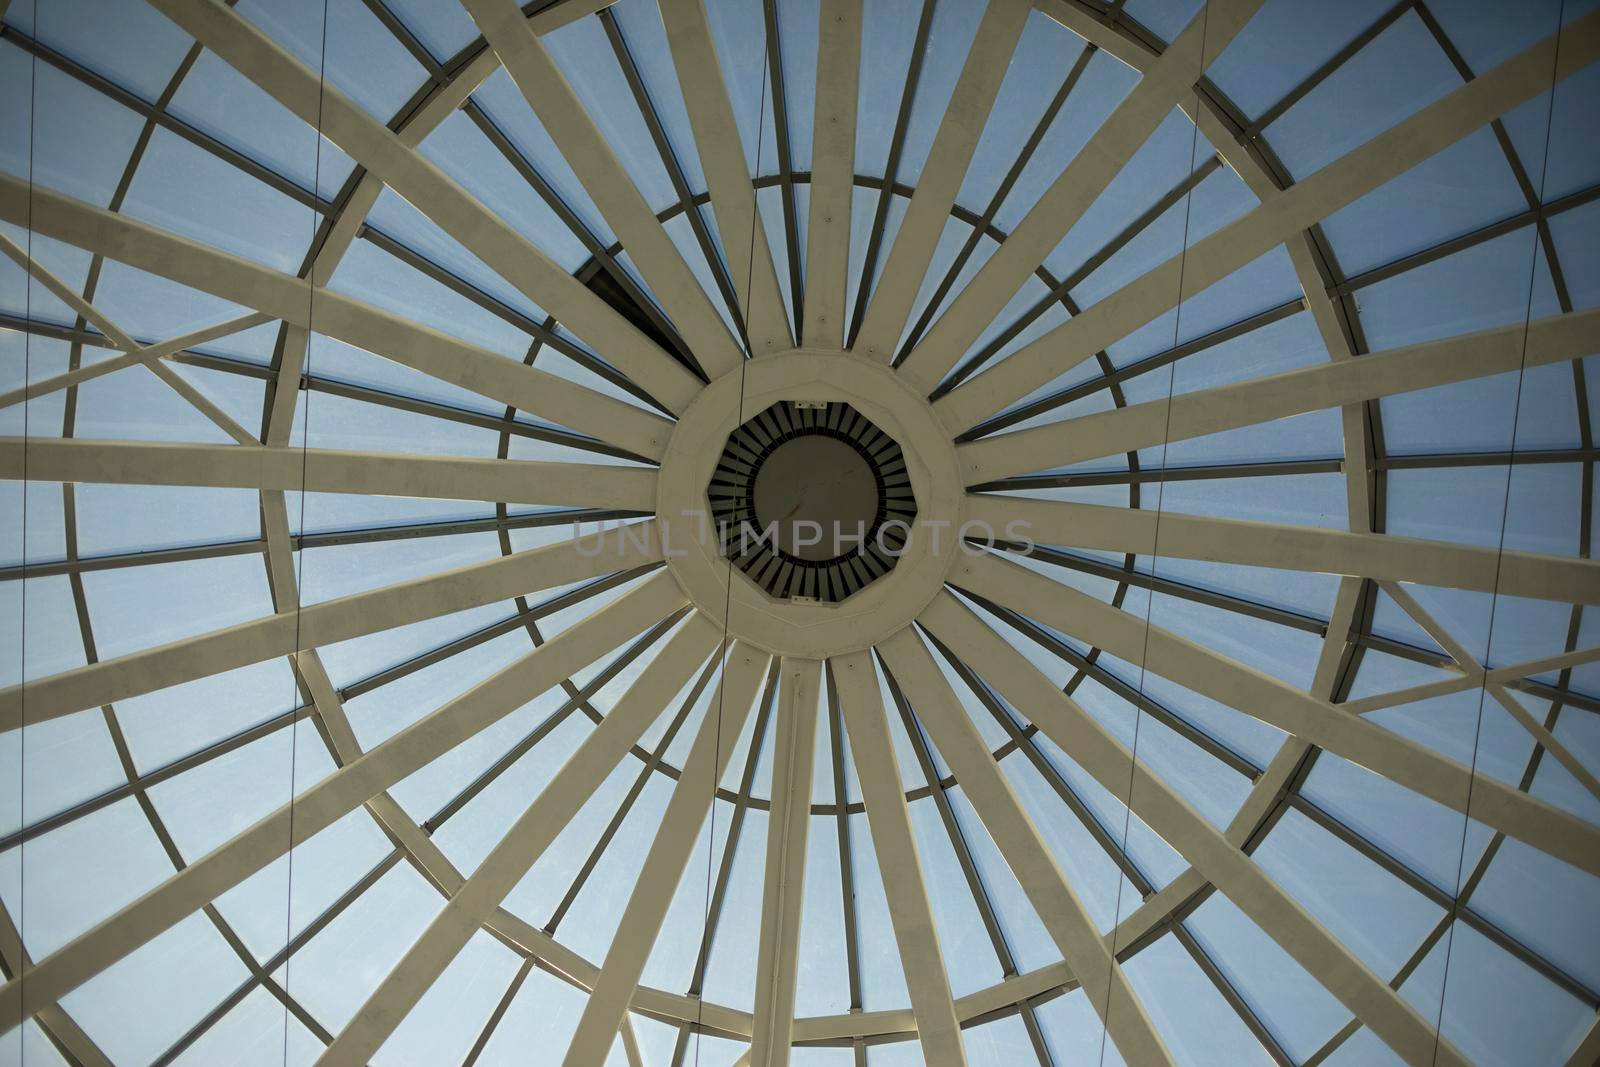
[1,0,1597,1064]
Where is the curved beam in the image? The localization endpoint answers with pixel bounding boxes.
[964,495,1600,604]
[830,650,968,1066]
[749,657,821,1067]
[658,0,792,354]
[936,8,1600,430]
[877,626,1175,1066]
[562,641,772,1065]
[0,570,689,1032]
[953,549,1600,878]
[801,0,862,348]
[0,523,665,731]
[918,590,1470,1067]
[0,176,674,461]
[960,308,1600,481]
[463,0,746,378]
[1,438,656,511]
[320,612,723,1064]
[145,0,703,416]
[853,0,1034,363]
[898,0,1266,390]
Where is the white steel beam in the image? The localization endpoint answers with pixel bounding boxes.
[853,0,1034,363]
[0,232,254,445]
[146,0,703,415]
[936,8,1600,430]
[963,495,1600,604]
[0,178,673,462]
[960,308,1600,482]
[320,612,723,1065]
[0,903,113,1067]
[1,438,657,511]
[802,0,862,348]
[876,627,1175,1066]
[831,649,968,1066]
[0,312,273,412]
[0,570,689,1030]
[562,641,772,1065]
[1380,582,1600,804]
[462,0,747,379]
[749,657,822,1067]
[897,0,1266,390]
[952,550,1600,878]
[917,590,1471,1067]
[658,0,793,355]
[0,522,665,731]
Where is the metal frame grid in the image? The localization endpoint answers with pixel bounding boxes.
[1,0,1597,1064]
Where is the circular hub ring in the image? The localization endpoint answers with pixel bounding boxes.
[657,349,964,659]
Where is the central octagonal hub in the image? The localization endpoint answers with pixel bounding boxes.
[656,349,961,659]
[710,401,917,602]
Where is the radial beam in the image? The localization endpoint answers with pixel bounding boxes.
[658,0,792,354]
[145,0,702,415]
[876,627,1175,1066]
[0,570,688,1029]
[898,0,1265,390]
[963,495,1600,604]
[801,0,862,348]
[462,0,746,378]
[936,8,1600,430]
[831,649,968,1066]
[851,0,1034,363]
[562,641,772,1065]
[1,438,656,511]
[320,612,722,1065]
[0,177,673,461]
[960,308,1600,480]
[917,590,1470,1067]
[953,550,1600,878]
[749,657,822,1067]
[0,522,664,732]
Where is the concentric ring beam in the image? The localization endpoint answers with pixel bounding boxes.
[562,640,772,1066]
[146,0,704,416]
[877,627,1175,1066]
[960,308,1600,481]
[749,657,821,1067]
[831,650,968,1066]
[936,7,1600,430]
[852,0,1034,363]
[464,0,746,378]
[1,438,657,511]
[918,590,1471,1067]
[0,571,689,1030]
[0,523,666,731]
[954,550,1600,878]
[0,176,674,461]
[897,0,1266,390]
[658,0,792,354]
[320,613,723,1065]
[801,0,862,348]
[964,495,1600,604]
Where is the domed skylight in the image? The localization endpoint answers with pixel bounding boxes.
[1,0,1598,1065]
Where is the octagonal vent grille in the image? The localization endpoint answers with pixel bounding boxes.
[709,401,917,602]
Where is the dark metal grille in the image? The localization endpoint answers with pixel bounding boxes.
[709,401,918,602]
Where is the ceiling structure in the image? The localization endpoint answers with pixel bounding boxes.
[0,0,1597,1064]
